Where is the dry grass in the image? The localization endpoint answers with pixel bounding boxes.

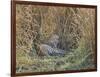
[16,4,96,73]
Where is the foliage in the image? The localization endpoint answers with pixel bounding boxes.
[16,4,96,73]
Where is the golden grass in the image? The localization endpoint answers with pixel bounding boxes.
[16,4,96,73]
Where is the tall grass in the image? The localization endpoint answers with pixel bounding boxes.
[16,4,96,73]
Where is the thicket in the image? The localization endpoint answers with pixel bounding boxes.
[16,4,96,73]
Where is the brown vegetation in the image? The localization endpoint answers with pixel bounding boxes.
[16,4,96,73]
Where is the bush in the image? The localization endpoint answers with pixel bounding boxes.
[16,4,96,73]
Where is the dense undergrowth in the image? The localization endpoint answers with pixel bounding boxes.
[16,4,96,73]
